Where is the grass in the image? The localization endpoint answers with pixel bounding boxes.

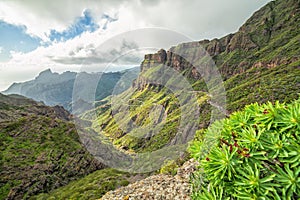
[1,0,299,198]
[90,86,183,152]
[0,95,102,200]
[32,168,131,200]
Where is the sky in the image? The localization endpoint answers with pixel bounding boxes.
[0,0,270,91]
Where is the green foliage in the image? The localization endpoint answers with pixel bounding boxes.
[189,98,300,199]
[0,1,299,199]
[33,168,130,200]
[0,95,102,200]
[159,160,178,176]
[91,86,183,152]
[80,0,300,159]
[225,64,300,112]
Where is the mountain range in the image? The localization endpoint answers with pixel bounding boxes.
[0,0,299,199]
[84,0,300,153]
[3,67,140,113]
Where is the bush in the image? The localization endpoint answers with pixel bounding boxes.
[189,97,300,199]
[159,160,178,176]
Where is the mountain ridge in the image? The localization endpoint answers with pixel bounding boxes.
[140,0,299,82]
[86,0,300,154]
[0,94,105,199]
[0,0,299,199]
[3,67,140,112]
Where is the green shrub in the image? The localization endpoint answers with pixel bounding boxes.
[189,97,300,199]
[160,160,178,176]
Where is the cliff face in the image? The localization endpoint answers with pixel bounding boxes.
[137,0,300,86]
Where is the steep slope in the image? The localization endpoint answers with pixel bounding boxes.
[3,67,139,112]
[83,0,300,153]
[0,94,104,200]
[23,0,300,199]
[33,168,131,200]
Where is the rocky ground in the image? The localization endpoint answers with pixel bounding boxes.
[101,159,198,200]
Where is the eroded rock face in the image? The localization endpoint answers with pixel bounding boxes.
[137,31,259,86]
[226,32,258,52]
[135,0,299,89]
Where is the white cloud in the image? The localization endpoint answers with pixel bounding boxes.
[0,0,124,41]
[0,47,3,54]
[0,0,271,91]
[5,8,146,66]
[132,0,271,39]
[0,0,270,41]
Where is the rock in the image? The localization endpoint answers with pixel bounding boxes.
[101,159,198,200]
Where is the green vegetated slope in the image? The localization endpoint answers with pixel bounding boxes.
[0,94,104,200]
[49,0,299,197]
[33,168,131,200]
[82,0,300,153]
[3,0,299,199]
[189,97,300,199]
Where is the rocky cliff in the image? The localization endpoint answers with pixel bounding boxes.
[88,0,300,155]
[137,0,299,84]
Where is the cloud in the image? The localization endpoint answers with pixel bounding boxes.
[0,0,271,91]
[0,21,41,61]
[2,0,271,66]
[1,25,192,91]
[50,39,140,65]
[134,0,271,39]
[0,0,123,40]
[0,47,3,54]
[48,9,100,42]
[0,0,270,41]
[3,5,146,67]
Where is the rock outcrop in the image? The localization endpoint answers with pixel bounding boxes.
[135,0,300,89]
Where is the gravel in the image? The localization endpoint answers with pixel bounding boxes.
[101,159,198,200]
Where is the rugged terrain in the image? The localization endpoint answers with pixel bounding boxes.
[0,94,104,199]
[83,0,300,153]
[40,0,300,198]
[0,0,299,199]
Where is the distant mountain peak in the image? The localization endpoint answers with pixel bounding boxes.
[39,68,53,75]
[35,68,60,82]
[4,67,140,112]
